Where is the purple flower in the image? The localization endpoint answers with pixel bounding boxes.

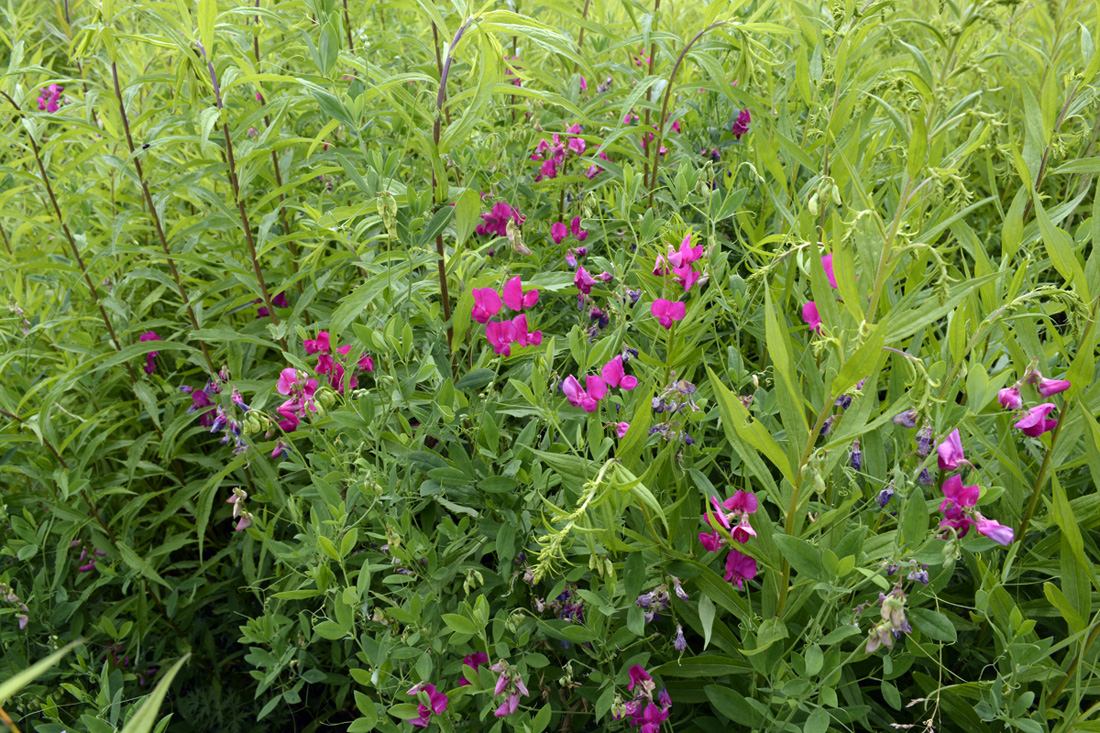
[627,665,654,694]
[731,108,751,138]
[849,439,862,471]
[1037,378,1071,397]
[936,429,965,470]
[1014,403,1057,437]
[673,624,687,650]
[139,331,162,374]
[998,386,1023,410]
[724,548,757,590]
[876,487,894,508]
[974,514,1014,545]
[892,410,918,428]
[406,683,448,728]
[802,301,822,333]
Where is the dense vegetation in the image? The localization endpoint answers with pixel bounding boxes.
[2,0,1100,731]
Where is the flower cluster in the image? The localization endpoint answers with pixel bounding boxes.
[139,331,161,375]
[36,84,64,113]
[406,682,448,728]
[303,330,374,394]
[653,233,706,292]
[489,660,530,717]
[998,366,1068,437]
[71,538,107,573]
[865,586,911,653]
[476,201,525,238]
[933,429,1013,545]
[275,367,319,432]
[472,276,543,356]
[531,123,586,181]
[226,487,253,531]
[699,491,760,590]
[1,583,30,629]
[613,665,671,732]
[561,354,638,413]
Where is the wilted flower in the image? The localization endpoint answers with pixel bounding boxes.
[673,624,687,651]
[1037,377,1071,397]
[997,386,1023,410]
[892,410,918,428]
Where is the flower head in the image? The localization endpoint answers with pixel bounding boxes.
[627,665,654,694]
[472,287,502,324]
[802,301,821,333]
[601,355,638,390]
[571,216,589,242]
[935,429,966,471]
[1038,377,1071,397]
[724,548,758,590]
[974,514,1014,545]
[406,683,448,728]
[562,375,607,412]
[1015,403,1057,437]
[502,276,539,311]
[574,266,598,295]
[997,386,1023,409]
[551,222,568,244]
[651,299,686,329]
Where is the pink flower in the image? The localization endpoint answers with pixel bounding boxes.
[472,287,502,323]
[651,299,686,329]
[698,531,724,552]
[612,422,630,438]
[821,254,838,288]
[936,429,966,470]
[486,320,517,356]
[502,276,538,311]
[494,694,521,717]
[1015,403,1057,437]
[627,665,654,694]
[477,202,525,237]
[406,683,448,728]
[509,314,543,348]
[633,702,670,733]
[732,515,757,543]
[724,548,757,589]
[561,375,607,412]
[974,514,1014,545]
[358,353,374,372]
[568,136,586,155]
[601,356,638,390]
[802,301,821,333]
[235,515,252,532]
[731,108,751,138]
[1037,378,1071,397]
[574,266,598,295]
[666,234,703,268]
[998,386,1022,410]
[139,331,162,374]
[939,503,973,537]
[571,216,588,242]
[722,491,758,514]
[653,255,668,276]
[459,652,489,686]
[551,222,568,244]
[537,158,559,181]
[277,368,302,395]
[673,263,700,291]
[303,331,331,354]
[940,474,979,512]
[671,120,681,133]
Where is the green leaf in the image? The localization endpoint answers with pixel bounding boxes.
[313,620,350,640]
[908,608,957,642]
[198,0,216,56]
[119,654,190,733]
[699,593,715,651]
[117,541,171,588]
[441,614,479,635]
[901,493,930,547]
[773,534,825,581]
[704,685,762,726]
[454,188,481,247]
[0,640,83,706]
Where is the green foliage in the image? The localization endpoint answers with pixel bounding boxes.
[1,0,1100,731]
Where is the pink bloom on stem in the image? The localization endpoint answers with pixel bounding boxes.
[821,254,838,288]
[277,368,301,395]
[698,531,724,552]
[579,76,588,91]
[936,429,966,470]
[551,222,568,244]
[724,548,757,589]
[671,120,681,133]
[666,234,703,268]
[502,276,538,311]
[940,474,979,512]
[568,136,586,155]
[494,694,521,717]
[998,386,1022,410]
[234,515,252,532]
[939,504,973,537]
[358,353,374,372]
[673,263,700,291]
[510,314,542,348]
[574,266,598,295]
[732,514,757,543]
[1015,403,1057,437]
[974,514,1014,545]
[571,216,588,242]
[406,683,448,728]
[651,299,686,329]
[802,301,822,333]
[731,108,751,138]
[653,254,668,276]
[723,491,759,514]
[139,331,162,374]
[634,702,670,733]
[486,320,517,356]
[459,653,489,686]
[303,331,331,354]
[612,422,630,438]
[601,355,638,390]
[561,375,607,412]
[627,665,655,694]
[472,287,502,324]
[1037,378,1071,397]
[707,496,733,531]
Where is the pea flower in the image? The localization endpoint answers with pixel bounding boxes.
[612,421,630,438]
[974,514,1014,545]
[562,375,607,412]
[477,202,525,237]
[724,548,758,590]
[666,234,703,268]
[574,266,598,295]
[997,386,1023,409]
[821,254,838,288]
[472,287,502,324]
[731,108,751,138]
[139,331,162,374]
[1015,403,1057,437]
[406,683,448,728]
[892,410,918,428]
[935,429,966,470]
[627,665,655,695]
[571,216,589,242]
[502,276,539,311]
[1037,377,1071,397]
[651,299,686,329]
[551,222,568,244]
[459,652,488,686]
[601,355,638,390]
[802,301,821,333]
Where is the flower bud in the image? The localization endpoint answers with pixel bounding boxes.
[997,386,1022,410]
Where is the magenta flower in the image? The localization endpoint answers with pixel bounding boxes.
[651,299,686,329]
[568,136,586,155]
[276,368,302,395]
[673,263,700,291]
[821,254,838,288]
[139,331,162,374]
[731,108,751,138]
[571,216,589,242]
[477,202,525,237]
[627,665,655,694]
[1037,377,1071,397]
[724,548,757,589]
[698,531,723,552]
[633,702,670,733]
[939,503,973,537]
[601,356,638,390]
[935,429,966,470]
[358,353,374,372]
[998,386,1022,410]
[974,514,1014,545]
[802,301,821,333]
[509,314,543,348]
[551,222,568,244]
[303,331,331,354]
[574,266,598,295]
[653,255,668,276]
[1015,403,1057,437]
[406,683,448,728]
[940,474,979,512]
[666,234,703,268]
[459,652,489,686]
[562,375,607,412]
[612,422,630,438]
[732,515,757,543]
[485,320,517,356]
[723,490,758,515]
[502,276,538,311]
[472,287,502,324]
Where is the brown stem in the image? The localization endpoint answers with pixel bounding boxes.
[342,0,355,52]
[647,23,725,206]
[641,0,661,188]
[199,47,288,352]
[0,219,12,256]
[0,705,21,733]
[0,90,136,382]
[574,0,592,67]
[111,62,216,375]
[431,23,452,127]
